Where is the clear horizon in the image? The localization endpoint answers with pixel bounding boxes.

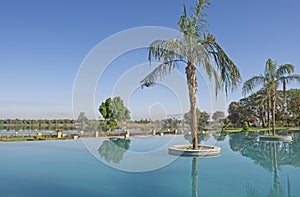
[1,0,300,119]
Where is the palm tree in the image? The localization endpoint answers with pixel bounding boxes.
[254,88,269,128]
[253,88,283,128]
[243,58,300,135]
[141,0,241,149]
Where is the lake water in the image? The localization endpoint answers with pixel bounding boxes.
[0,132,299,197]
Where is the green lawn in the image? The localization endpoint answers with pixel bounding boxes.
[223,127,300,133]
[0,136,72,142]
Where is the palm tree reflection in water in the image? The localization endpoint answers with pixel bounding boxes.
[191,157,199,197]
[229,132,299,197]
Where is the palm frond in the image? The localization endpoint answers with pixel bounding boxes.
[140,60,184,88]
[177,5,188,33]
[278,74,300,84]
[192,0,210,24]
[276,64,295,77]
[210,65,221,96]
[144,38,187,88]
[192,42,221,95]
[255,88,269,106]
[242,75,265,96]
[264,58,276,76]
[148,38,186,65]
[203,34,241,94]
[178,0,210,39]
[194,0,208,18]
[193,0,210,37]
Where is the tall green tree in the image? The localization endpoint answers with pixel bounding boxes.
[99,98,114,120]
[227,102,242,127]
[99,97,131,131]
[99,97,131,122]
[287,89,300,117]
[243,58,300,135]
[287,89,300,126]
[111,96,131,122]
[141,0,241,149]
[99,98,117,131]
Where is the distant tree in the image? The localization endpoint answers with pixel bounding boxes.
[99,98,113,120]
[99,98,117,132]
[99,97,130,132]
[85,120,101,131]
[111,97,131,122]
[163,118,181,130]
[184,109,209,131]
[212,111,225,122]
[0,120,3,130]
[135,119,152,124]
[99,97,131,122]
[77,112,88,124]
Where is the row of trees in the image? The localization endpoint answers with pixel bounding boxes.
[153,110,224,132]
[0,119,75,125]
[227,59,300,132]
[227,89,300,128]
[0,119,76,131]
[96,95,224,133]
[242,58,300,134]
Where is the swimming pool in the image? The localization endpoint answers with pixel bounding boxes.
[0,132,299,197]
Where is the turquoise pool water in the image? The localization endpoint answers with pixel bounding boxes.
[0,132,299,197]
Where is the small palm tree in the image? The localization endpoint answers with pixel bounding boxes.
[141,0,241,149]
[243,58,300,135]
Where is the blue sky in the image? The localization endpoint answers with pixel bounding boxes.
[0,0,300,119]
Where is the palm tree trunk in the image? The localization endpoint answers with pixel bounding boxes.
[268,95,271,128]
[272,89,276,135]
[186,63,198,150]
[283,80,287,112]
[283,80,288,126]
[260,106,266,127]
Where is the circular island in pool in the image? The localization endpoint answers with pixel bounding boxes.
[258,135,293,142]
[168,145,221,157]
